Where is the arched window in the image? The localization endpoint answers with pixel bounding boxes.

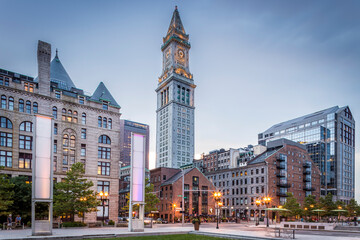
[20,121,33,132]
[103,117,107,128]
[26,100,31,113]
[1,95,6,109]
[33,102,38,114]
[98,116,102,127]
[70,135,76,148]
[63,134,69,147]
[53,106,58,119]
[82,113,86,124]
[8,97,14,110]
[73,111,78,116]
[108,118,112,129]
[98,135,111,144]
[0,117,12,129]
[62,108,66,114]
[68,109,72,115]
[19,99,24,112]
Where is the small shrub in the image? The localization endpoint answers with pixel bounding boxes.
[192,218,201,225]
[0,223,2,229]
[108,220,115,225]
[27,221,31,227]
[62,221,86,228]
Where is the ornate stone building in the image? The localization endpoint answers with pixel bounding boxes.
[0,41,120,223]
[156,7,196,168]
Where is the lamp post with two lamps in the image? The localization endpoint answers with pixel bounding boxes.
[255,199,261,226]
[213,191,222,229]
[79,197,87,223]
[173,204,176,223]
[263,197,271,227]
[98,191,108,225]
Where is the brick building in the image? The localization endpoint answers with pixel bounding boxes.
[206,139,321,220]
[150,167,215,222]
[0,41,120,223]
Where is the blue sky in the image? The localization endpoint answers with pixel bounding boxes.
[1,0,360,198]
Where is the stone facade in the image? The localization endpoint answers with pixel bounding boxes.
[0,41,121,223]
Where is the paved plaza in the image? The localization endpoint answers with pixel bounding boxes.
[1,223,360,240]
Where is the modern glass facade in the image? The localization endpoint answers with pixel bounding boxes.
[258,106,355,203]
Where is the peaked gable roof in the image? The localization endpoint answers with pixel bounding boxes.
[50,52,76,91]
[89,82,120,108]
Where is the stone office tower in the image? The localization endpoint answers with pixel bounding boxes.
[156,7,196,168]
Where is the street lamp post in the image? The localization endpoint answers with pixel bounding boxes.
[99,191,108,226]
[255,199,261,226]
[263,197,271,227]
[213,191,222,229]
[79,197,87,223]
[173,204,176,224]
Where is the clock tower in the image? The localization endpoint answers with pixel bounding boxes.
[156,6,196,168]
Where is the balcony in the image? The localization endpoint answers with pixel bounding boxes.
[303,177,311,182]
[276,192,289,197]
[303,186,315,191]
[276,155,286,162]
[303,163,311,168]
[276,182,291,188]
[303,170,311,175]
[276,164,286,169]
[276,172,286,178]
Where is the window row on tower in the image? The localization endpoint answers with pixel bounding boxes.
[160,87,169,107]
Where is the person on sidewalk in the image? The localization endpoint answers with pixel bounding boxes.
[7,214,12,230]
[15,215,21,225]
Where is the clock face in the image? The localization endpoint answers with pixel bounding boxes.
[178,49,184,59]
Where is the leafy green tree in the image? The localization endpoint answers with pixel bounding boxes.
[0,168,14,216]
[303,195,317,218]
[346,199,360,217]
[53,163,99,221]
[122,179,159,215]
[9,176,32,222]
[282,192,302,218]
[318,193,335,216]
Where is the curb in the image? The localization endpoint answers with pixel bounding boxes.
[190,231,283,240]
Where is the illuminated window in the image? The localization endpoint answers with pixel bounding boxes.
[63,134,69,147]
[19,153,32,169]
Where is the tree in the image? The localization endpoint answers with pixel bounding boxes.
[10,176,32,222]
[346,199,360,217]
[318,193,335,216]
[0,168,14,217]
[282,193,302,218]
[122,179,159,215]
[303,195,318,218]
[53,163,99,221]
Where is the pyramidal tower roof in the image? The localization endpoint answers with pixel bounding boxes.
[162,6,189,48]
[49,50,76,91]
[90,82,120,108]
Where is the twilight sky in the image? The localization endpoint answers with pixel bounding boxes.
[1,1,360,198]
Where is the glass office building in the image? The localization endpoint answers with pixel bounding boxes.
[258,106,355,203]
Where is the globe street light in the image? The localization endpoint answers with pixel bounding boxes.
[213,191,222,229]
[99,191,108,225]
[79,197,87,223]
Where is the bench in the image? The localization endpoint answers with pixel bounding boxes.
[3,222,24,230]
[274,228,295,239]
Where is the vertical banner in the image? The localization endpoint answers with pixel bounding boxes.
[32,115,53,236]
[131,134,145,202]
[129,133,146,232]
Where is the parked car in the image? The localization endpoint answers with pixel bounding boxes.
[156,218,168,224]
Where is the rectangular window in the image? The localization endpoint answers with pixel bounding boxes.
[24,82,34,92]
[19,135,32,150]
[102,101,109,110]
[81,144,86,156]
[54,123,58,135]
[79,96,85,104]
[98,147,111,159]
[53,156,57,172]
[55,90,61,99]
[54,140,57,153]
[98,162,110,175]
[19,153,32,169]
[0,150,12,167]
[81,128,86,139]
[0,132,12,147]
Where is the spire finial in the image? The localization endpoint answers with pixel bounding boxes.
[175,5,178,10]
[55,48,58,58]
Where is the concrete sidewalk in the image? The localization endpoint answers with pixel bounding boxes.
[0,224,359,240]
